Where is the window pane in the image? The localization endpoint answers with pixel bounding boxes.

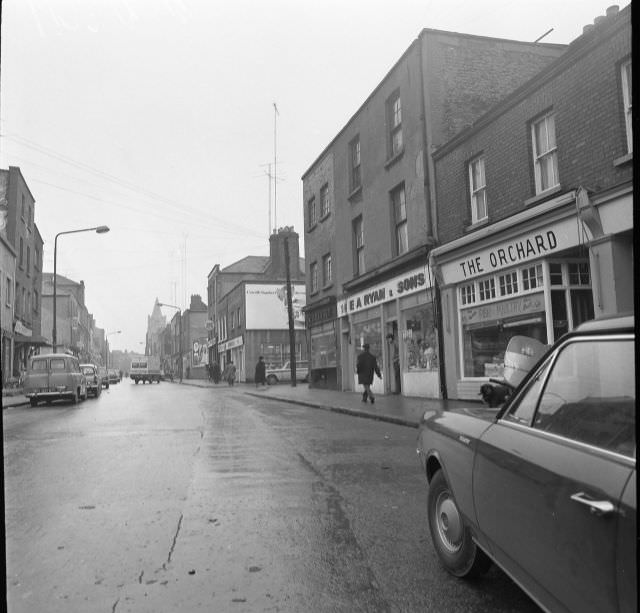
[533,339,635,455]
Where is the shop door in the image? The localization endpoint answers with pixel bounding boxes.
[386,321,400,394]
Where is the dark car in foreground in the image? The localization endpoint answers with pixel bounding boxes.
[416,314,635,613]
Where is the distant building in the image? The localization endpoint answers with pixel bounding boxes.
[0,166,47,379]
[183,294,208,379]
[207,227,306,382]
[430,4,632,399]
[145,299,167,357]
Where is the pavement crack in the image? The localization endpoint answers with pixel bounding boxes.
[138,570,144,584]
[112,597,119,613]
[164,513,184,568]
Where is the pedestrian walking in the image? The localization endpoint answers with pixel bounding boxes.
[356,343,381,404]
[226,361,237,386]
[254,356,266,387]
[212,361,221,384]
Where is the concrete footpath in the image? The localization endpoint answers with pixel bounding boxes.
[178,378,477,428]
[2,379,479,428]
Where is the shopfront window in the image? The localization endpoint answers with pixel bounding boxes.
[311,331,337,369]
[403,305,438,371]
[462,317,547,378]
[353,319,382,365]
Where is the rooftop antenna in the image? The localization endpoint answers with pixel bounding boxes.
[534,28,554,43]
[273,102,279,230]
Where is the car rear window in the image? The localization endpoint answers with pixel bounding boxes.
[50,358,66,371]
[31,359,48,371]
[82,367,95,375]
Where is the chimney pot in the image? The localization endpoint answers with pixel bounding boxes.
[594,15,606,25]
[606,5,619,17]
[583,23,595,34]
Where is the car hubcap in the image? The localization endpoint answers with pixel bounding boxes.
[435,492,463,553]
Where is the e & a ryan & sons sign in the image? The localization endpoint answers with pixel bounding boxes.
[338,266,431,317]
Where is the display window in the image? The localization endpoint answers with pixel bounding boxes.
[402,304,438,371]
[353,319,382,363]
[311,331,337,368]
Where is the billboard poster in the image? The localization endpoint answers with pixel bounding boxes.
[245,284,306,330]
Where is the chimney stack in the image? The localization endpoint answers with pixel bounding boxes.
[269,227,301,280]
[606,5,619,17]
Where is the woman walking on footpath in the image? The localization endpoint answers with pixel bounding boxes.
[356,343,381,404]
[254,356,266,387]
[225,361,237,386]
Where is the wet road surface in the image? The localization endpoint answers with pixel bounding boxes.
[3,381,540,612]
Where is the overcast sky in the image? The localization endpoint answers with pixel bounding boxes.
[0,0,623,351]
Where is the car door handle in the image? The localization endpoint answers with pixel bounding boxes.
[570,492,615,516]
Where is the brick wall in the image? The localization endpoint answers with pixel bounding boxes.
[435,19,632,244]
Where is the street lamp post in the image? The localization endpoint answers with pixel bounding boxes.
[53,225,110,352]
[105,330,121,371]
[158,302,182,383]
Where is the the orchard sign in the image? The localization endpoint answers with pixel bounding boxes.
[338,265,431,316]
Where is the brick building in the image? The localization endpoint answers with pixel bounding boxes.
[0,166,46,380]
[429,5,632,399]
[302,28,567,395]
[207,228,306,382]
[182,294,208,379]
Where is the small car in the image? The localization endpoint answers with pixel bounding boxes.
[108,369,119,384]
[265,360,309,385]
[80,363,102,398]
[98,367,110,389]
[416,314,635,613]
[23,353,88,406]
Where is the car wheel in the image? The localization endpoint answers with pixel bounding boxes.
[427,470,491,578]
[30,398,38,407]
[267,374,278,385]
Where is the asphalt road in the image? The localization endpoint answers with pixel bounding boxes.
[3,380,541,613]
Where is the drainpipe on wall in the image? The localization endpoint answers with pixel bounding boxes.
[418,33,446,398]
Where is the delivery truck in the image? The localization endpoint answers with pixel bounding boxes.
[129,355,163,384]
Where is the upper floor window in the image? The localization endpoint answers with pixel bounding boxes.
[307,196,317,229]
[468,156,487,223]
[310,262,319,294]
[349,137,361,192]
[531,112,559,194]
[19,238,24,268]
[26,247,31,276]
[353,216,364,276]
[28,205,32,230]
[33,289,38,314]
[320,183,330,218]
[5,277,11,307]
[387,90,403,157]
[391,183,408,256]
[322,253,332,287]
[621,59,632,153]
[21,195,25,220]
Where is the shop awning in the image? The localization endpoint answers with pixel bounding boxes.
[13,333,51,346]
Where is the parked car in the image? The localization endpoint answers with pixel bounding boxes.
[265,360,309,385]
[23,353,88,406]
[108,369,120,384]
[416,314,635,613]
[80,363,102,398]
[98,367,110,389]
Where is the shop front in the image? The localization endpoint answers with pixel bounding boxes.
[431,187,633,400]
[305,297,339,389]
[338,263,440,398]
[218,335,244,382]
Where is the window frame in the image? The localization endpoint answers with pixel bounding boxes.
[307,196,317,230]
[353,216,364,276]
[387,90,403,158]
[310,261,319,294]
[349,136,362,193]
[531,112,559,194]
[390,183,408,256]
[620,58,632,154]
[320,183,330,218]
[322,253,332,287]
[468,155,488,223]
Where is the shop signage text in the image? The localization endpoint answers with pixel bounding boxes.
[338,266,430,317]
[459,232,557,279]
[306,303,337,327]
[218,335,244,351]
[461,292,545,326]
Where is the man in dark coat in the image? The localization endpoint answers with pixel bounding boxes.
[356,343,381,404]
[254,356,266,387]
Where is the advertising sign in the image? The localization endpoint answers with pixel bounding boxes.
[245,284,306,330]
